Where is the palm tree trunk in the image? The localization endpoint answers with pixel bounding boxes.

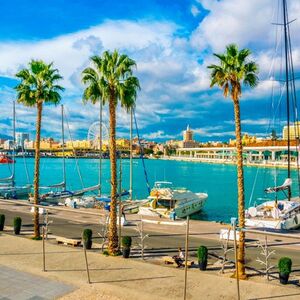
[33,100,42,238]
[108,94,118,254]
[233,97,246,278]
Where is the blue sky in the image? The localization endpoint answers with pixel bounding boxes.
[0,0,300,142]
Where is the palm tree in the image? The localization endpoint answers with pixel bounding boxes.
[208,44,259,277]
[82,50,140,254]
[15,60,64,238]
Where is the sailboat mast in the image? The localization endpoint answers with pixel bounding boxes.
[283,0,291,200]
[118,156,122,248]
[99,100,102,196]
[61,105,66,190]
[129,108,133,200]
[12,100,16,187]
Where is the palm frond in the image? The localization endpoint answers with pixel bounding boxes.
[208,44,259,99]
[14,60,64,107]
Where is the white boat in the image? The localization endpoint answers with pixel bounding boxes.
[246,196,300,230]
[138,181,207,219]
[65,196,96,208]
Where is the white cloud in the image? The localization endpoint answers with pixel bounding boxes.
[0,20,176,89]
[1,1,300,141]
[142,130,176,140]
[193,125,235,138]
[192,0,276,52]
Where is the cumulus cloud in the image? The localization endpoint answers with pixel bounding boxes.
[1,0,299,141]
[142,130,177,140]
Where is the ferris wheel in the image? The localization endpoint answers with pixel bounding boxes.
[87,122,109,148]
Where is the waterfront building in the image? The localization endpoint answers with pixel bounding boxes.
[166,139,181,148]
[40,138,60,150]
[24,138,60,150]
[116,138,130,151]
[66,140,92,150]
[176,144,300,164]
[16,132,29,148]
[229,134,257,146]
[153,143,164,154]
[181,125,198,148]
[24,140,34,149]
[0,139,6,149]
[3,140,13,150]
[282,121,300,140]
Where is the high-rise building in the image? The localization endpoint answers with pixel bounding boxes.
[3,140,13,150]
[16,132,29,148]
[282,122,300,140]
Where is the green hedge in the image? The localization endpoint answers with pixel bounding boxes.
[197,245,208,262]
[122,236,132,248]
[278,257,292,274]
[13,217,22,235]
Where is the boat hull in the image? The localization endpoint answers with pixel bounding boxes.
[245,215,300,230]
[0,186,31,199]
[175,194,207,218]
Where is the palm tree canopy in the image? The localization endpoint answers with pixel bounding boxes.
[15,60,64,106]
[207,44,259,100]
[82,50,140,111]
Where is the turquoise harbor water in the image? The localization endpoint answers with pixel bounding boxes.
[1,158,299,222]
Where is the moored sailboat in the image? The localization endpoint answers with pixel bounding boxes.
[0,101,31,199]
[245,0,300,230]
[32,105,99,205]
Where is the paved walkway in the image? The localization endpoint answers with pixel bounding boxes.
[0,265,74,300]
[0,234,299,299]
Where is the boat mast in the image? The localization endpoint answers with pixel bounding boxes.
[61,105,66,190]
[99,100,102,196]
[118,155,122,248]
[129,108,133,200]
[12,100,16,187]
[283,0,291,200]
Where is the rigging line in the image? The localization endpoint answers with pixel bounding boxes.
[12,100,15,187]
[286,9,300,197]
[133,109,151,194]
[257,0,281,202]
[266,0,284,135]
[21,142,30,185]
[14,105,30,185]
[63,107,85,189]
[283,0,291,181]
[249,166,259,207]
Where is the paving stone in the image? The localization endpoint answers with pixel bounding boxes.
[0,265,74,300]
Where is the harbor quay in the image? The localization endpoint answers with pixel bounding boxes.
[1,199,300,299]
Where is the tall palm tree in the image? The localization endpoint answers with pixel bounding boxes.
[15,60,64,238]
[208,44,259,277]
[82,50,140,254]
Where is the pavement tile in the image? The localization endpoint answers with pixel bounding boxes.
[0,265,74,300]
